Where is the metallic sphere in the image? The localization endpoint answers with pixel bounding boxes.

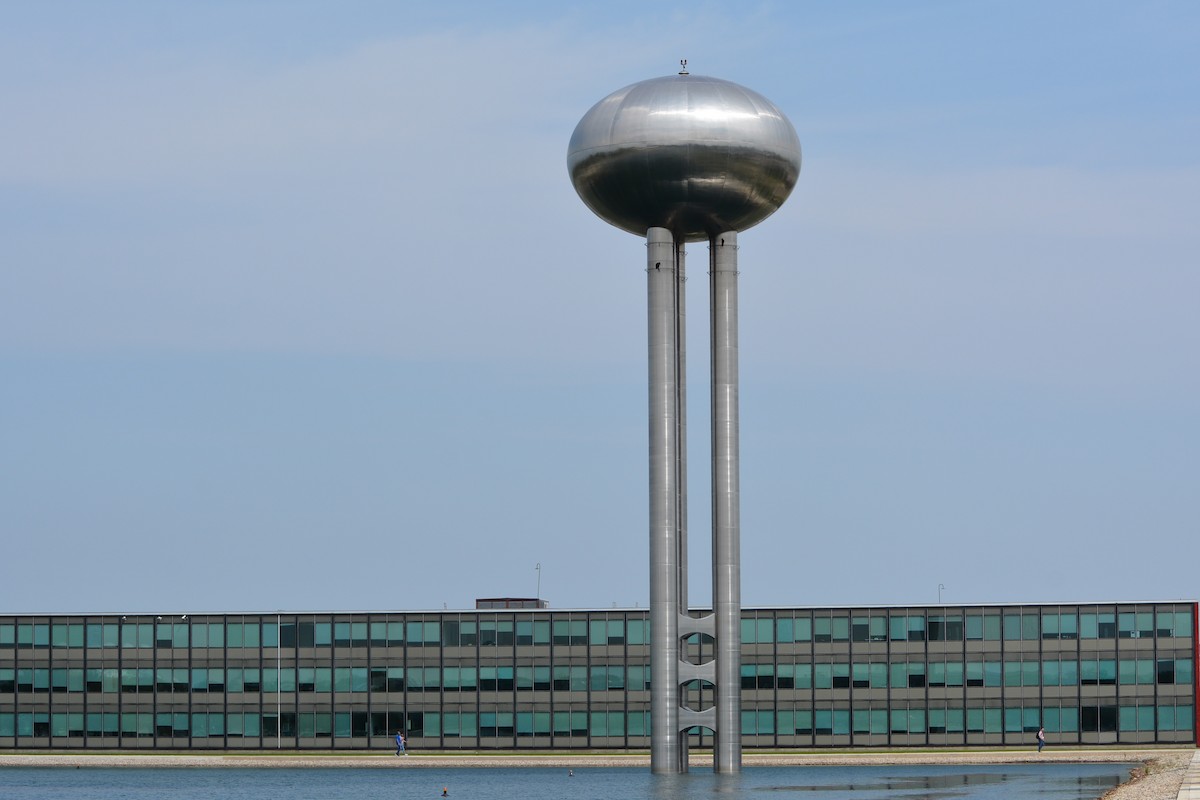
[568,73,801,242]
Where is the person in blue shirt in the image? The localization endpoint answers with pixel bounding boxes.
[395,731,407,756]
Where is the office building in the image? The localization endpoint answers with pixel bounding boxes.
[1,601,1194,750]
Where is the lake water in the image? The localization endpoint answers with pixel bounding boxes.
[0,764,1133,800]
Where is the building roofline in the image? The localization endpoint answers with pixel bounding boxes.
[2,599,1196,618]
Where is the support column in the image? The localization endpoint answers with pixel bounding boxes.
[647,227,681,774]
[675,239,688,619]
[673,239,690,774]
[711,231,742,774]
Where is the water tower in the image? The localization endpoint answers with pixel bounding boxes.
[568,64,801,774]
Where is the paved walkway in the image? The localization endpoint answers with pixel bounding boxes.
[1178,750,1200,800]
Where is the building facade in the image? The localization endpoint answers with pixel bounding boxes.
[1,602,1195,750]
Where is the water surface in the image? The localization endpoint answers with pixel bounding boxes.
[0,763,1132,800]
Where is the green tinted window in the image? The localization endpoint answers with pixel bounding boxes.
[208,624,223,648]
[984,662,1001,687]
[70,624,86,646]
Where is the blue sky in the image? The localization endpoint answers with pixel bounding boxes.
[2,1,1197,614]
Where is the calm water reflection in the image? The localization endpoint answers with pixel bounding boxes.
[0,764,1131,800]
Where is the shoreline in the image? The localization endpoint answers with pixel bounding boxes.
[0,747,1189,769]
[0,749,1192,800]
